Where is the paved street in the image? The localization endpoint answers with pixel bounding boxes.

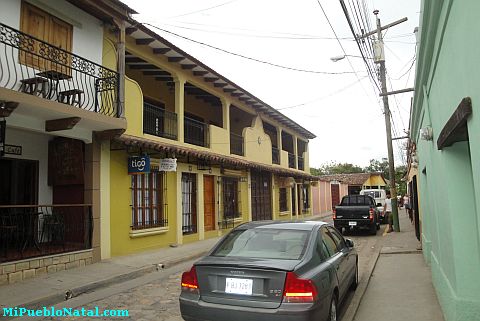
[35,219,385,321]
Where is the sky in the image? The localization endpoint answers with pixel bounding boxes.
[121,0,420,168]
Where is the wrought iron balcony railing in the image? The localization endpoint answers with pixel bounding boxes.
[143,102,177,140]
[0,204,92,263]
[0,23,120,117]
[298,156,305,171]
[230,132,244,156]
[272,147,280,164]
[288,152,296,169]
[184,116,209,147]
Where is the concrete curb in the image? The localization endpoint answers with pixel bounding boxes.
[7,250,209,320]
[341,245,382,321]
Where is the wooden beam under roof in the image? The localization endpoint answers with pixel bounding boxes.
[143,70,170,76]
[204,77,218,82]
[223,88,235,93]
[125,57,146,63]
[129,64,158,70]
[193,70,208,76]
[181,64,196,70]
[125,27,137,35]
[45,117,81,132]
[94,129,125,140]
[155,76,174,82]
[136,38,155,45]
[168,57,185,63]
[0,101,19,117]
[231,92,243,97]
[239,96,250,101]
[153,47,171,54]
[214,83,227,88]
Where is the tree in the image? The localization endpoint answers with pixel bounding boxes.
[310,161,364,176]
[364,158,389,178]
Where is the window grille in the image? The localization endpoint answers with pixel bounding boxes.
[182,173,197,234]
[219,177,241,229]
[279,188,288,212]
[130,171,168,230]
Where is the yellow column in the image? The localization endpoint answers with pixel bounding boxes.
[271,175,277,220]
[174,76,185,143]
[221,98,230,132]
[100,141,111,259]
[247,170,252,222]
[277,127,282,164]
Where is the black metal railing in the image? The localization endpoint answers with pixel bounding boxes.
[143,102,177,140]
[230,132,244,156]
[184,116,209,147]
[0,204,92,263]
[298,156,304,171]
[288,153,296,168]
[0,23,120,117]
[272,147,280,164]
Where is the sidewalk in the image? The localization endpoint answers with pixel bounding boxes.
[0,212,332,312]
[351,211,445,321]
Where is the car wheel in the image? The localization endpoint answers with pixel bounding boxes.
[350,262,358,291]
[328,294,338,321]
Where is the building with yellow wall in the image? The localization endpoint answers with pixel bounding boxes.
[101,17,317,257]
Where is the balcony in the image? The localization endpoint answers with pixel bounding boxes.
[143,102,177,140]
[0,23,120,117]
[288,153,296,169]
[184,116,209,147]
[0,204,92,263]
[272,147,280,164]
[230,132,244,156]
[298,156,304,171]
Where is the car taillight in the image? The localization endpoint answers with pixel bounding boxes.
[369,208,374,220]
[181,266,199,293]
[332,207,336,220]
[283,272,317,303]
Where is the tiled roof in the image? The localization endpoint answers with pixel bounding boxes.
[114,135,318,180]
[318,173,379,185]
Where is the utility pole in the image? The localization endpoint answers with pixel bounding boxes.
[369,10,407,232]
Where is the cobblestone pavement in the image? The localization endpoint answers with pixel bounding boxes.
[38,227,380,321]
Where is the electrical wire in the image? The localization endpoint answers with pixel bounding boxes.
[141,23,363,75]
[277,76,368,110]
[164,0,239,19]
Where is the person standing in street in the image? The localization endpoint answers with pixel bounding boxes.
[384,193,393,233]
[404,194,413,224]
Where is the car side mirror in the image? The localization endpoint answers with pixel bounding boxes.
[345,238,354,248]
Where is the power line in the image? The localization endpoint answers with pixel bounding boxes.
[277,76,368,110]
[164,0,239,19]
[141,23,364,75]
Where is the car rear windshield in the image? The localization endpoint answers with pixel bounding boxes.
[211,228,310,260]
[364,191,381,198]
[341,195,373,206]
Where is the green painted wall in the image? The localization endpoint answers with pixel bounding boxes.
[412,1,480,320]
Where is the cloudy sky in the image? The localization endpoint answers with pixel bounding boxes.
[121,0,420,168]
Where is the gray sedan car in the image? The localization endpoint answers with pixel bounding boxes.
[179,221,358,321]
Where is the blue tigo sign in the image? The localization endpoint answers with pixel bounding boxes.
[128,156,150,174]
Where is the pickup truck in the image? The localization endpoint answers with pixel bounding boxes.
[333,195,380,235]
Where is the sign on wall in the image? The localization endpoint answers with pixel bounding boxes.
[159,158,177,172]
[0,120,5,157]
[128,155,151,174]
[4,144,22,155]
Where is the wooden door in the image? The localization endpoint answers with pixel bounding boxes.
[203,175,215,231]
[251,170,272,221]
[331,184,340,207]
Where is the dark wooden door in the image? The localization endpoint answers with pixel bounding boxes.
[251,170,272,221]
[203,175,215,231]
[331,184,340,207]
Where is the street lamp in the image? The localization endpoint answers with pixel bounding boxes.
[330,54,371,62]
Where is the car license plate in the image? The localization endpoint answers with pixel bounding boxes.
[225,278,253,295]
[349,221,357,226]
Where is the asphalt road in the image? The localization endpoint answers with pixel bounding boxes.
[33,219,385,321]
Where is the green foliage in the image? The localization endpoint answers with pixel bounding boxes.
[310,159,408,195]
